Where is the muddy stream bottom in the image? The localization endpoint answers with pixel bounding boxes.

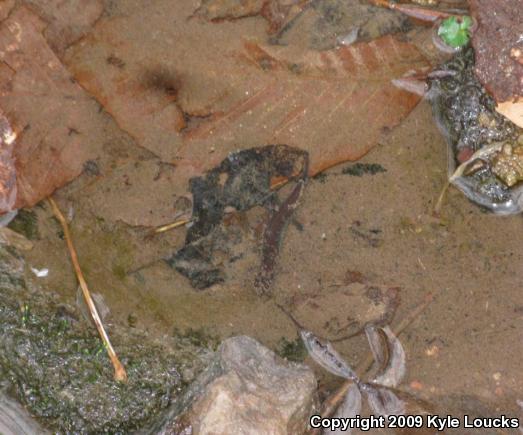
[8,100,522,431]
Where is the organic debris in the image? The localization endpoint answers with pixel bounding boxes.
[491,142,523,187]
[48,197,127,382]
[301,325,420,434]
[0,110,16,213]
[342,163,387,177]
[22,0,104,55]
[194,0,312,36]
[66,0,428,193]
[369,0,458,22]
[182,38,428,178]
[315,292,434,427]
[196,0,412,49]
[167,145,308,292]
[0,7,107,213]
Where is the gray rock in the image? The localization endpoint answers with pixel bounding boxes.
[152,336,317,435]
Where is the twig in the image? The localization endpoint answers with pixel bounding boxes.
[151,218,191,235]
[369,0,455,22]
[48,197,127,383]
[309,292,434,434]
[434,180,451,216]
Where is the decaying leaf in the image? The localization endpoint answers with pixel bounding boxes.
[23,0,104,55]
[373,326,406,388]
[0,7,107,212]
[66,0,428,196]
[300,330,358,381]
[182,37,428,177]
[325,384,361,435]
[366,386,406,416]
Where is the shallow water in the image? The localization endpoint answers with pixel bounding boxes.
[2,0,523,432]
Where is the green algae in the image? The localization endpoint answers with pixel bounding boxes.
[276,336,307,362]
[342,163,387,177]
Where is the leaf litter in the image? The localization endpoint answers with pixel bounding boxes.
[63,0,429,200]
[300,323,412,432]
[0,6,107,213]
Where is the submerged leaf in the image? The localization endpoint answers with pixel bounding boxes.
[325,384,362,435]
[366,386,406,416]
[300,330,358,381]
[365,324,388,371]
[0,7,108,212]
[373,326,406,388]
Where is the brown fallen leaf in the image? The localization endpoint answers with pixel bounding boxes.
[65,16,187,163]
[180,36,428,176]
[0,6,107,211]
[23,0,104,55]
[0,0,15,21]
[65,0,427,191]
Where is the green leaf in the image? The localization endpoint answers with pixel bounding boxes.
[438,16,472,48]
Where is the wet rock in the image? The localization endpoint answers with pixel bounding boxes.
[152,336,317,435]
[0,245,213,433]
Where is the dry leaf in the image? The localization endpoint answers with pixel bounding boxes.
[0,7,106,212]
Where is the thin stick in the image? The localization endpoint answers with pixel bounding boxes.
[152,218,191,235]
[369,0,455,22]
[48,197,127,383]
[309,292,434,434]
[434,181,451,216]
